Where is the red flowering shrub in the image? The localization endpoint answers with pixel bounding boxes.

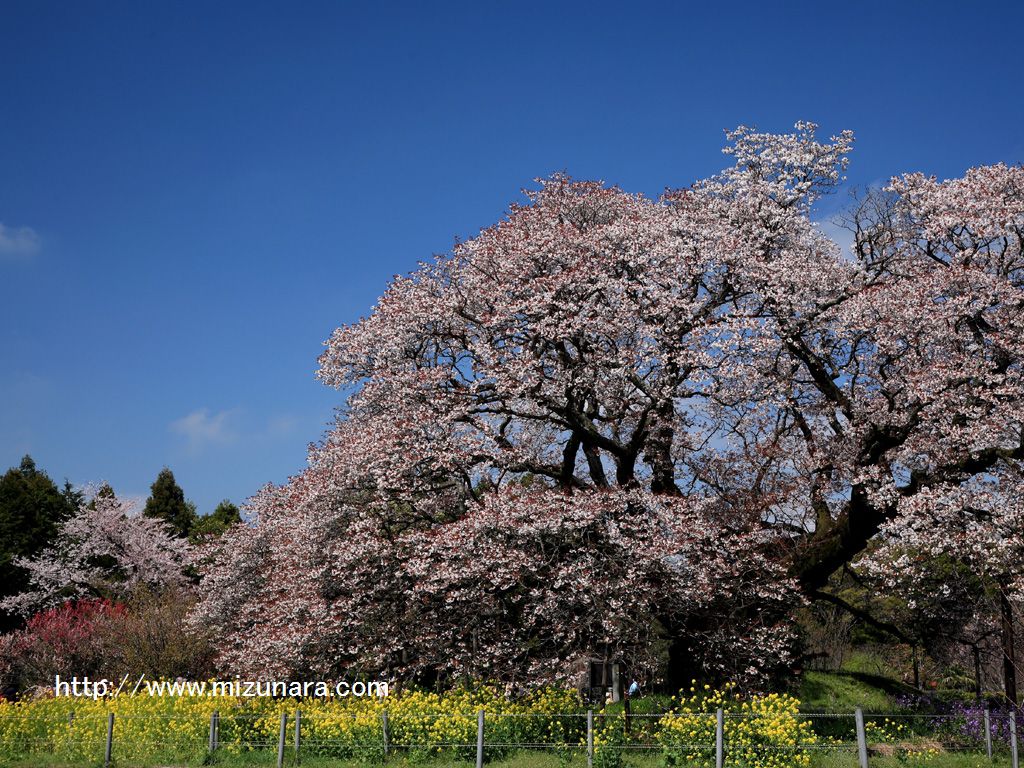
[0,599,123,694]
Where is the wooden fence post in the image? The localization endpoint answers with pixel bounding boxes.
[276,711,287,768]
[855,708,869,768]
[382,709,390,758]
[104,712,114,768]
[715,708,724,768]
[587,709,594,768]
[1010,711,1019,768]
[476,710,484,768]
[984,708,992,761]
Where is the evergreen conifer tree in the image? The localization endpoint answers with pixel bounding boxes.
[0,456,79,629]
[142,467,195,538]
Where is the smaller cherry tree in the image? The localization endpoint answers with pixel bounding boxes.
[0,488,193,618]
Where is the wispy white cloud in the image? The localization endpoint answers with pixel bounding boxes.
[0,223,41,260]
[169,409,300,457]
[266,414,298,437]
[170,408,239,452]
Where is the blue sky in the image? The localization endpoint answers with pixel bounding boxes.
[2,1,1022,513]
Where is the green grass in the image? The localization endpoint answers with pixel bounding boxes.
[1,747,663,768]
[2,746,1009,768]
[839,651,906,682]
[810,753,1013,768]
[798,647,937,715]
[799,670,917,713]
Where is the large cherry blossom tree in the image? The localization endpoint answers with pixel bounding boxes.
[196,123,1024,695]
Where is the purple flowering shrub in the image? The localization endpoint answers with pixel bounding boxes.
[893,693,1022,751]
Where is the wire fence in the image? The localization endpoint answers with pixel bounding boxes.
[0,707,1019,767]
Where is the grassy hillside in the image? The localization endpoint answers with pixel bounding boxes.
[798,649,923,712]
[798,669,917,712]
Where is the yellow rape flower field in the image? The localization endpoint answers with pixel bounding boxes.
[657,684,815,768]
[0,684,1005,768]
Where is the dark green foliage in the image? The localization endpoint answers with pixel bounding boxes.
[189,499,242,542]
[0,456,80,631]
[142,467,196,538]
